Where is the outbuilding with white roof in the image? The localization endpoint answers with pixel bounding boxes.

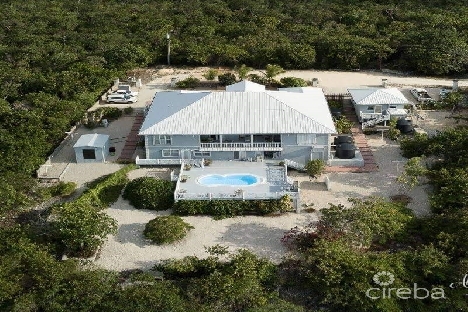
[348,88,410,122]
[73,133,110,163]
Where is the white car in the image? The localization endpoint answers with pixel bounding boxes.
[113,89,139,97]
[410,88,433,102]
[106,93,138,104]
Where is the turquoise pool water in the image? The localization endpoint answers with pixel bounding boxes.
[198,174,259,186]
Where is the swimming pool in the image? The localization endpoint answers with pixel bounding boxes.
[198,174,260,186]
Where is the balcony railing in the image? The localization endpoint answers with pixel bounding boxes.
[135,156,200,166]
[199,142,282,151]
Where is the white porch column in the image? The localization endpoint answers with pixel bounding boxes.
[284,163,288,183]
[250,134,254,145]
[220,134,223,146]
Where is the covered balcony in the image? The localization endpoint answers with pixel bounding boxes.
[199,134,282,151]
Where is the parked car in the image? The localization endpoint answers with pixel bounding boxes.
[410,88,433,102]
[113,89,139,97]
[106,93,138,104]
[439,88,453,99]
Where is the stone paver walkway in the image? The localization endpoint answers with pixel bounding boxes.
[326,100,379,173]
[118,112,144,162]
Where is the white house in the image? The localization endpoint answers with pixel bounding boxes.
[348,88,410,128]
[137,82,336,167]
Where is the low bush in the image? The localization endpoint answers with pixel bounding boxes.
[99,107,123,120]
[334,116,353,134]
[175,76,200,89]
[305,159,326,178]
[217,72,237,86]
[280,77,308,87]
[123,177,175,210]
[173,195,293,219]
[144,215,193,245]
[50,181,77,197]
[123,106,133,114]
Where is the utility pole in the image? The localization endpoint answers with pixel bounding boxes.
[166,32,171,66]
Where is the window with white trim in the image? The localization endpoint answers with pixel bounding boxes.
[367,106,374,111]
[152,135,172,145]
[193,150,211,157]
[162,149,180,157]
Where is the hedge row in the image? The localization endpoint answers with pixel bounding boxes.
[123,177,175,210]
[79,164,136,209]
[173,195,293,219]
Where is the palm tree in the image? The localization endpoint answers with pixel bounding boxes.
[234,64,253,81]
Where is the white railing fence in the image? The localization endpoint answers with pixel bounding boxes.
[200,142,282,149]
[175,191,299,201]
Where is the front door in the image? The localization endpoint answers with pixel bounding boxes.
[233,151,240,159]
[183,150,191,160]
[374,105,382,114]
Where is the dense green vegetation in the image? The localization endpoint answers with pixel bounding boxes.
[3,0,468,212]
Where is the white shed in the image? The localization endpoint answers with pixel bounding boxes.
[73,134,110,163]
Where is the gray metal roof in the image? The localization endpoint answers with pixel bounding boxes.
[348,88,409,105]
[73,133,109,148]
[139,88,336,135]
[226,80,266,92]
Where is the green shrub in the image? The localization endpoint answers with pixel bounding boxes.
[385,118,400,141]
[334,116,353,134]
[99,107,123,120]
[400,132,430,158]
[175,76,200,89]
[279,77,308,87]
[123,177,175,210]
[144,215,193,244]
[50,181,77,197]
[123,106,133,115]
[305,159,326,178]
[328,100,343,109]
[173,195,293,219]
[203,69,218,81]
[247,74,266,85]
[217,72,237,86]
[53,202,118,257]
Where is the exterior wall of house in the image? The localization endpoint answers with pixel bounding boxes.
[353,102,406,121]
[281,133,330,164]
[143,133,330,164]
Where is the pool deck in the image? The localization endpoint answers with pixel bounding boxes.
[175,161,299,203]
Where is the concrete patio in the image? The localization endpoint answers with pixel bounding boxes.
[174,161,300,206]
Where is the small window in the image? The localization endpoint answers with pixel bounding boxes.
[389,105,397,109]
[367,106,374,111]
[162,149,180,157]
[193,150,211,157]
[82,149,96,159]
[153,135,172,145]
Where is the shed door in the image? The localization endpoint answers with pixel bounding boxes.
[83,149,96,159]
